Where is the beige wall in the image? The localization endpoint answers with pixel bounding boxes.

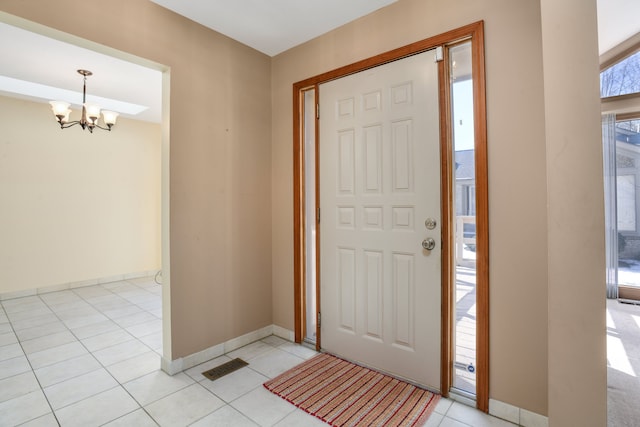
[0,0,273,359]
[271,0,602,419]
[540,0,607,425]
[0,95,160,293]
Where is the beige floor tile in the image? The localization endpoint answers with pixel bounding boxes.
[273,409,329,427]
[0,343,23,362]
[0,371,41,403]
[92,339,150,366]
[247,348,305,379]
[70,319,120,339]
[34,354,102,388]
[0,355,31,380]
[81,329,135,352]
[0,390,51,426]
[447,402,517,426]
[11,313,59,331]
[113,311,157,328]
[200,366,268,403]
[27,341,88,369]
[191,405,257,427]
[145,383,225,427]
[125,318,162,338]
[44,368,118,409]
[102,408,158,427]
[231,386,297,427]
[106,351,160,383]
[124,371,194,406]
[21,331,78,354]
[14,321,67,342]
[54,386,140,427]
[18,412,59,427]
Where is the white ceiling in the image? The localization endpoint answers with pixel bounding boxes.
[0,22,162,123]
[597,0,640,55]
[0,0,638,124]
[150,0,397,57]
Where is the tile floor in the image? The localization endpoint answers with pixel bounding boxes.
[0,277,516,426]
[607,298,640,426]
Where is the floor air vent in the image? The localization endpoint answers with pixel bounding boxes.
[202,358,249,381]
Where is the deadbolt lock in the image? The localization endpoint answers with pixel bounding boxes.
[425,218,437,230]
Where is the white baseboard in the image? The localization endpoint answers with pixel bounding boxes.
[224,325,274,354]
[161,341,225,375]
[489,399,548,427]
[161,325,294,376]
[0,288,37,301]
[273,324,295,341]
[0,270,158,301]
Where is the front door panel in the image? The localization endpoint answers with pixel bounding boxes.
[320,49,441,390]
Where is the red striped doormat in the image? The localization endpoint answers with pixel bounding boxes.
[263,353,440,427]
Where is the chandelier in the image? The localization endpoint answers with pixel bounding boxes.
[49,69,119,133]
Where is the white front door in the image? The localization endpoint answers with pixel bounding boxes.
[319,49,441,390]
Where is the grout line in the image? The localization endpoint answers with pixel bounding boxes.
[3,286,496,427]
[1,297,62,426]
[63,279,166,424]
[2,279,163,425]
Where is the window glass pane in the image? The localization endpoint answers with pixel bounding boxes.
[601,51,640,97]
[617,175,636,231]
[616,119,640,144]
[304,89,317,343]
[616,119,640,234]
[450,41,477,396]
[615,118,640,289]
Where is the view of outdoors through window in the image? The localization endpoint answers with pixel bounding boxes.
[615,118,640,289]
[450,41,477,395]
[601,51,640,98]
[601,42,640,289]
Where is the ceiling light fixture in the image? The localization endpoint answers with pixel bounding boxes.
[49,69,118,133]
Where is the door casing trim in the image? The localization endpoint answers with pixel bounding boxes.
[292,20,489,412]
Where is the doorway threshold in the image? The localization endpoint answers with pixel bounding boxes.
[449,388,477,408]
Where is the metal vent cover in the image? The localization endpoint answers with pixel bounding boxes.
[202,358,248,381]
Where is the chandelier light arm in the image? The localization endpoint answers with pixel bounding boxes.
[57,120,81,129]
[55,120,113,133]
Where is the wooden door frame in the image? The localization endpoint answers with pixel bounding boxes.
[292,21,489,412]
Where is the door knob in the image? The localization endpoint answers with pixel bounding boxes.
[422,238,436,251]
